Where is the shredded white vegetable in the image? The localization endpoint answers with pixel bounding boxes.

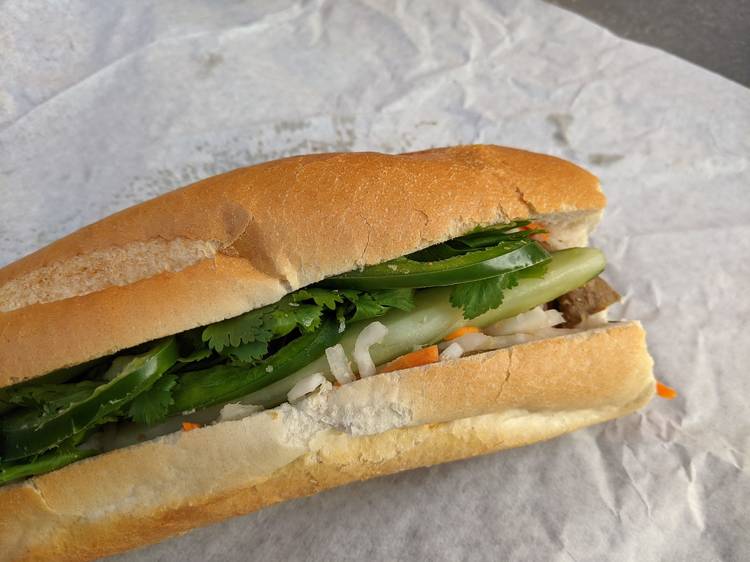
[287,373,331,403]
[433,307,579,360]
[217,402,263,423]
[439,342,464,361]
[452,329,578,354]
[546,309,565,326]
[484,306,564,336]
[447,332,495,352]
[318,306,582,382]
[353,321,388,378]
[578,309,609,328]
[325,343,354,384]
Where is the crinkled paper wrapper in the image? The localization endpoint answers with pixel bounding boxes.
[1,1,748,560]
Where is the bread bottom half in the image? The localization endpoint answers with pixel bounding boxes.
[1,322,654,562]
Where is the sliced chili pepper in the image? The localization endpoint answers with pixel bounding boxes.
[1,338,178,461]
[322,240,550,290]
[169,318,342,414]
[0,446,96,486]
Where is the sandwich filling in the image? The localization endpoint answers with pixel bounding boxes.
[0,221,618,486]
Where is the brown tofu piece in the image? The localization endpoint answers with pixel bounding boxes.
[554,276,621,328]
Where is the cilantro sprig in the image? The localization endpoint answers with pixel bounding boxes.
[201,287,415,364]
[128,374,178,426]
[202,299,324,359]
[449,273,520,319]
[449,262,549,319]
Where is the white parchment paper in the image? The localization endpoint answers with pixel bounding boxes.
[1,1,748,560]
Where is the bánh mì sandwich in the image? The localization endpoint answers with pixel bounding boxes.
[0,145,659,561]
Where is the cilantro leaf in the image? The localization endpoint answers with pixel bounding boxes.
[292,288,343,310]
[268,303,323,335]
[227,340,268,363]
[338,288,415,322]
[201,286,413,360]
[175,330,214,364]
[345,292,384,322]
[177,347,214,364]
[449,261,549,319]
[201,298,326,363]
[449,273,520,319]
[127,374,178,426]
[369,288,417,312]
[202,308,270,353]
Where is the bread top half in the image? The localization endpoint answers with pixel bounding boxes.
[0,145,605,387]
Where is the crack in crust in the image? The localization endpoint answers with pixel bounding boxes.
[514,186,538,214]
[496,347,514,402]
[357,213,374,265]
[29,480,53,514]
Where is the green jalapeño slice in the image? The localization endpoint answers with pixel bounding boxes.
[321,240,550,290]
[169,318,342,414]
[1,338,179,461]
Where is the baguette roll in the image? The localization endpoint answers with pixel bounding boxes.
[0,146,654,562]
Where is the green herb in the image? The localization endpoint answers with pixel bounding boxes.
[203,298,322,356]
[176,348,214,364]
[337,288,416,322]
[201,288,414,362]
[449,274,520,319]
[292,287,343,310]
[127,374,178,426]
[226,341,269,364]
[449,262,550,319]
[202,305,283,354]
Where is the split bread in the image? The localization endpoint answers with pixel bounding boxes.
[0,145,605,386]
[0,145,655,561]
